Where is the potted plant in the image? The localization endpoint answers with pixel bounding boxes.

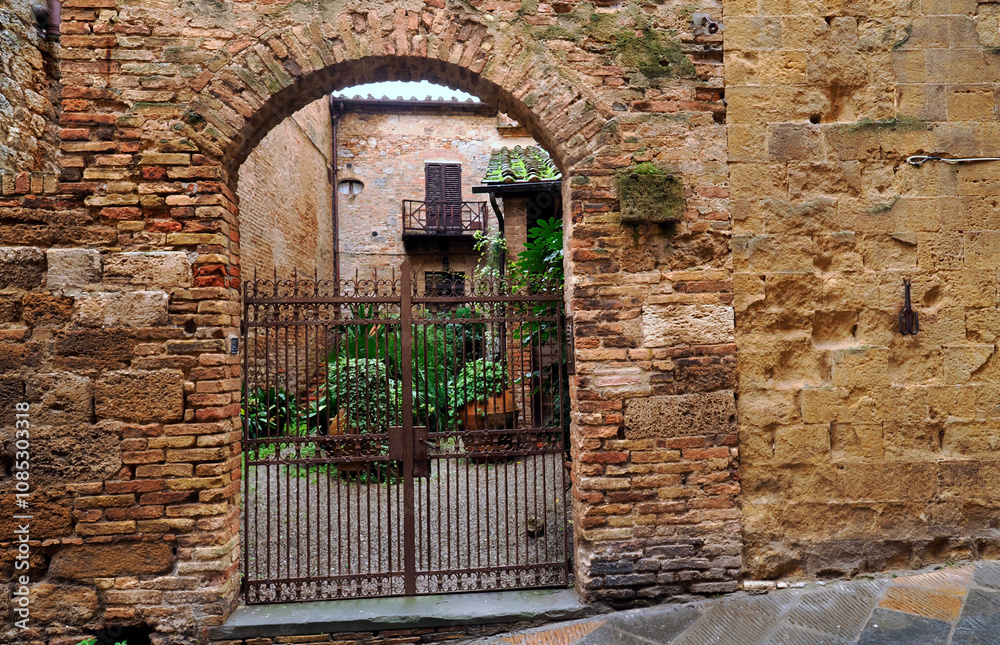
[450,359,518,456]
[321,357,402,478]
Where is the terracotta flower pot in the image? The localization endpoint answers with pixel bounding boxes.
[459,390,519,459]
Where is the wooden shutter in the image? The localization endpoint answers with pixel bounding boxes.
[443,164,462,230]
[425,163,462,231]
[425,163,445,203]
[443,164,462,201]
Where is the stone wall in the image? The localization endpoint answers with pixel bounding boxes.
[0,0,61,173]
[727,0,1000,578]
[237,97,334,281]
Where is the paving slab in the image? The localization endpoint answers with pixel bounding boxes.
[972,562,1000,591]
[670,592,801,645]
[210,588,596,640]
[951,590,1000,645]
[761,623,853,645]
[855,608,952,645]
[784,580,885,639]
[599,604,703,644]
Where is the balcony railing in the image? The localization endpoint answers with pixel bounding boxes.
[402,200,489,237]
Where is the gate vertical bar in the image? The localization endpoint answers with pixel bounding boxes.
[241,282,250,603]
[400,261,416,595]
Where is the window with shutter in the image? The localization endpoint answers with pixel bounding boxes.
[425,163,462,232]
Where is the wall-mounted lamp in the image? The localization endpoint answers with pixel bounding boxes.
[442,257,450,272]
[691,13,721,35]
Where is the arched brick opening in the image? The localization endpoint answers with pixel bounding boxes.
[160,4,613,625]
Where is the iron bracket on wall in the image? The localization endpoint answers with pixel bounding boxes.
[899,279,919,335]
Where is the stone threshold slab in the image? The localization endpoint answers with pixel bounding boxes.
[209,588,598,640]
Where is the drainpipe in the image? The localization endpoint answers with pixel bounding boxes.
[487,191,506,278]
[33,0,61,41]
[46,0,60,41]
[329,95,342,288]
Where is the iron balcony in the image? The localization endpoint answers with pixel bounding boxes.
[401,200,489,238]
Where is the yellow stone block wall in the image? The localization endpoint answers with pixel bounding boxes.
[727,0,1000,577]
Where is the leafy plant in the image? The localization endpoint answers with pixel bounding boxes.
[449,359,509,411]
[242,386,294,439]
[336,303,400,365]
[473,229,510,284]
[410,324,463,431]
[513,217,564,289]
[326,357,403,432]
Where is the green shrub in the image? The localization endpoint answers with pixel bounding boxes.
[449,359,508,411]
[242,386,294,439]
[326,358,403,431]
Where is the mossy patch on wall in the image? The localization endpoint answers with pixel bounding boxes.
[547,2,699,80]
[617,163,684,223]
[612,31,697,79]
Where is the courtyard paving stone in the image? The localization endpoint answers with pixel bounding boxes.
[479,562,1000,644]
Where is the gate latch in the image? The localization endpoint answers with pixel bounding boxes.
[388,425,430,477]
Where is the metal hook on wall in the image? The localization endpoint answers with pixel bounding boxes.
[899,279,919,335]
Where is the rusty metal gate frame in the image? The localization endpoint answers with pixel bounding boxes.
[240,262,571,603]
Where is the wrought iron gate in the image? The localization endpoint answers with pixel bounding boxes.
[241,262,571,603]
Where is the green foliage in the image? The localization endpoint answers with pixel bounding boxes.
[411,324,463,431]
[326,357,403,431]
[473,229,510,284]
[449,359,509,411]
[242,386,294,439]
[338,303,400,364]
[513,217,565,289]
[629,161,663,175]
[893,22,912,49]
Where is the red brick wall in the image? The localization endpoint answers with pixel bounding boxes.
[237,98,334,280]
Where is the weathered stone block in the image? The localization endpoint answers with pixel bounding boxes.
[942,344,995,384]
[75,291,169,327]
[624,391,736,439]
[0,493,72,540]
[21,293,74,327]
[45,248,102,289]
[48,542,175,578]
[642,304,735,347]
[53,329,136,371]
[26,422,123,488]
[104,251,193,288]
[768,123,823,161]
[0,247,45,290]
[0,376,25,426]
[26,373,93,426]
[95,370,184,423]
[774,424,830,464]
[831,347,889,388]
[28,584,99,624]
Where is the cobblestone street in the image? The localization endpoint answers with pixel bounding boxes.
[483,562,1000,645]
